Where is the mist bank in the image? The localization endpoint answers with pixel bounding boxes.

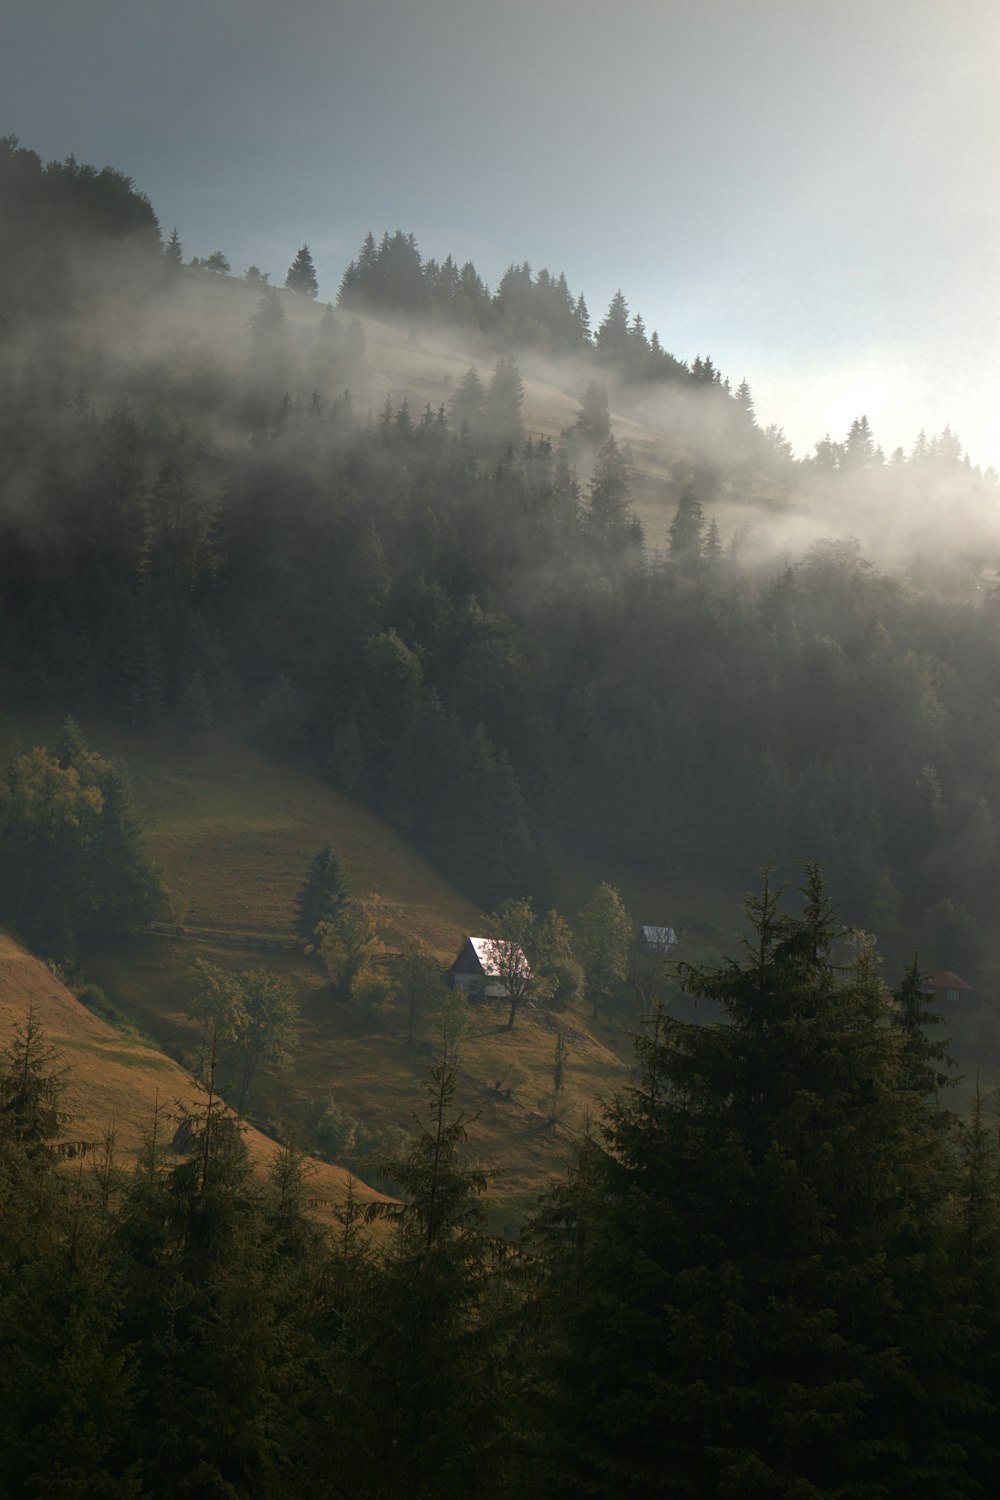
[3,234,996,595]
[2,127,995,586]
[6,137,1000,1021]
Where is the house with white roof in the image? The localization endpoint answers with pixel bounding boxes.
[449,935,531,1001]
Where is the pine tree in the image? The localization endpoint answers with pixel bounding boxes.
[570,379,611,445]
[285,243,319,298]
[894,954,955,1097]
[734,377,755,424]
[534,868,986,1498]
[585,436,634,551]
[339,1046,526,1498]
[117,1059,291,1496]
[667,482,705,571]
[595,290,630,356]
[0,1018,140,1495]
[483,355,524,445]
[843,414,877,469]
[449,365,486,435]
[163,226,183,269]
[574,292,591,343]
[295,840,351,944]
[704,515,723,568]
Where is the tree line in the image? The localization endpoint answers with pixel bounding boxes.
[0,721,164,961]
[4,350,1000,996]
[3,136,1000,1004]
[4,872,1000,1497]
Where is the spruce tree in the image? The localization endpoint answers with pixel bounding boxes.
[449,365,486,436]
[667,481,705,571]
[294,840,350,944]
[285,243,319,298]
[595,289,630,356]
[585,436,634,551]
[163,226,183,269]
[483,355,524,445]
[534,868,985,1499]
[570,379,611,445]
[0,1018,139,1496]
[117,1059,292,1496]
[337,1046,526,1499]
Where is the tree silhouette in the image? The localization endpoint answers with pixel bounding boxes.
[285,243,318,298]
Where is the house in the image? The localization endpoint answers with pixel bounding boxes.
[450,936,531,1001]
[920,970,971,1006]
[638,925,678,956]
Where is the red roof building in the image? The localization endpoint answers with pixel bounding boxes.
[920,970,972,1005]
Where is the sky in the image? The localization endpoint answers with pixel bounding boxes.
[4,0,999,467]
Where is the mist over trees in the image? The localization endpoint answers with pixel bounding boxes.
[1,134,999,990]
[6,131,1000,1495]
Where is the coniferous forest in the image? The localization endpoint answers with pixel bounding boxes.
[4,135,1000,1495]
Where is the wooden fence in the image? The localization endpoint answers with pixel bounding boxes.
[144,921,299,952]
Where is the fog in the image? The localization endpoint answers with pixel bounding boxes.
[3,218,997,606]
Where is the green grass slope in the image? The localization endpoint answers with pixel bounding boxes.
[0,707,752,1228]
[0,928,390,1219]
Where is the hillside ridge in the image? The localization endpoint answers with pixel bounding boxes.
[0,928,389,1214]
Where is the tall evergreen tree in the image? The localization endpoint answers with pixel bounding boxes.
[449,365,487,436]
[534,868,987,1499]
[285,243,319,298]
[163,226,183,268]
[595,289,630,357]
[337,1046,526,1499]
[667,482,705,571]
[570,379,611,446]
[0,1017,140,1496]
[585,437,634,551]
[295,840,351,944]
[483,355,524,445]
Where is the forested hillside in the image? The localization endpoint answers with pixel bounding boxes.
[2,134,999,992]
[5,129,1000,1499]
[3,875,1000,1497]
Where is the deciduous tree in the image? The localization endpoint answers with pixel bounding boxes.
[483,896,549,1030]
[577,882,631,1019]
[318,893,386,996]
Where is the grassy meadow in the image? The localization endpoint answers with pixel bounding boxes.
[0,704,753,1227]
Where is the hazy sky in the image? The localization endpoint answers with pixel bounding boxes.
[5,0,999,466]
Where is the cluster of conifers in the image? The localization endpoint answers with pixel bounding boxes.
[1,870,997,1499]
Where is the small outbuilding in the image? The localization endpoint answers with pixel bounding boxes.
[920,970,972,1006]
[450,936,531,1001]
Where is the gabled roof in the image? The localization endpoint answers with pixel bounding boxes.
[920,970,971,992]
[641,925,677,949]
[466,936,531,979]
